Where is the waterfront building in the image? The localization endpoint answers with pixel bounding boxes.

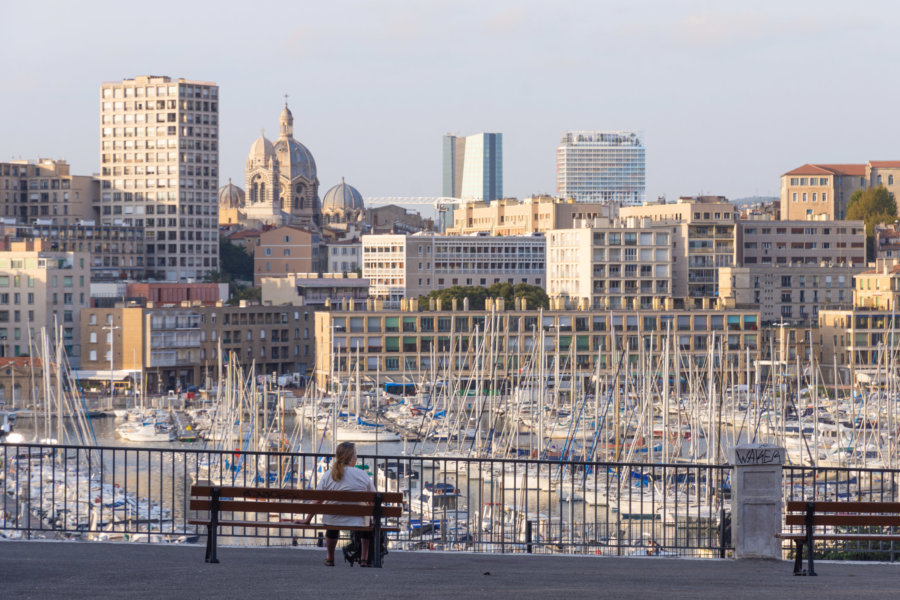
[442,133,503,202]
[735,220,866,267]
[780,161,900,221]
[718,264,862,325]
[253,225,325,285]
[619,197,736,301]
[556,131,645,205]
[854,259,900,310]
[874,224,900,260]
[313,304,761,388]
[0,159,96,225]
[19,221,146,281]
[261,272,368,307]
[326,240,361,274]
[0,240,90,363]
[546,217,673,309]
[99,75,219,281]
[80,302,314,393]
[445,195,612,236]
[361,233,545,307]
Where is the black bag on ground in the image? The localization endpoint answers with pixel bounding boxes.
[342,531,389,567]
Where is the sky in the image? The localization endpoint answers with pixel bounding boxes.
[4,0,900,208]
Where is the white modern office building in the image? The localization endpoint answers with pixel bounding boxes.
[442,133,503,202]
[99,75,220,281]
[556,131,645,205]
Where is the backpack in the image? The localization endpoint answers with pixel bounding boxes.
[342,531,389,567]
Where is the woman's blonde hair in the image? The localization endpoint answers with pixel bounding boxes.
[331,442,357,481]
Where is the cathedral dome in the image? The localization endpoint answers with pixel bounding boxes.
[322,179,364,214]
[218,179,245,208]
[249,132,276,162]
[273,138,317,181]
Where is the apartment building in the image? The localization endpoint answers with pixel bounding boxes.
[780,161,900,220]
[619,197,736,300]
[0,240,90,362]
[718,264,862,325]
[99,75,219,280]
[556,131,645,205]
[445,196,612,236]
[546,217,673,309]
[80,302,315,393]
[253,225,325,284]
[736,220,865,266]
[853,259,900,310]
[874,224,900,260]
[314,304,761,388]
[261,273,369,307]
[362,233,545,306]
[0,159,96,225]
[20,222,146,281]
[326,240,361,273]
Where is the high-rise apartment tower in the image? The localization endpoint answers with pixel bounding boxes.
[99,75,219,281]
[556,131,645,205]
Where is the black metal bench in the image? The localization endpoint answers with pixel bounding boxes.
[189,485,403,567]
[776,500,900,575]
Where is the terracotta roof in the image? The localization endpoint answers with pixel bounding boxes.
[869,161,900,168]
[226,229,261,240]
[0,357,43,369]
[783,163,865,177]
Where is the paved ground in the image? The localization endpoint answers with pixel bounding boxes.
[1,540,898,600]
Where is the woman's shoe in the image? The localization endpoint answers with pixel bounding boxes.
[324,559,335,567]
[359,560,370,568]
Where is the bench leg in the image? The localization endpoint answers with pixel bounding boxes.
[208,523,219,564]
[807,541,815,577]
[793,540,803,575]
[205,524,212,562]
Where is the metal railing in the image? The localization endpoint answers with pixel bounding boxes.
[781,465,900,562]
[0,443,731,557]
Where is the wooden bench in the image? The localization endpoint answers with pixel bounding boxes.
[776,501,900,576]
[189,485,403,567]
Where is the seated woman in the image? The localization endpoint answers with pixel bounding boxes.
[303,442,375,566]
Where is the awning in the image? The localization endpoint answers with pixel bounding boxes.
[72,369,141,381]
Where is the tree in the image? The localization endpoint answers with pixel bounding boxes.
[847,186,897,260]
[417,283,549,310]
[218,237,254,282]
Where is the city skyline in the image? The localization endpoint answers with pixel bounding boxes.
[5,1,900,205]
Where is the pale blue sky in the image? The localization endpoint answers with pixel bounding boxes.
[4,0,900,204]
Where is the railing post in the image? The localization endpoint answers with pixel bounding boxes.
[525,520,533,554]
[730,444,785,559]
[372,492,383,568]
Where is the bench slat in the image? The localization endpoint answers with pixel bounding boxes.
[785,501,900,513]
[188,519,400,532]
[785,515,900,527]
[776,533,900,542]
[189,499,402,518]
[190,486,403,504]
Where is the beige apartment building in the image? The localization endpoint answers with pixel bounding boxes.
[853,259,900,310]
[80,302,315,393]
[21,222,146,281]
[0,240,90,362]
[619,197,736,300]
[780,161,900,221]
[314,304,761,388]
[736,220,866,266]
[99,75,219,280]
[253,225,325,284]
[718,264,862,325]
[445,196,612,236]
[546,217,673,309]
[362,233,545,307]
[261,272,369,307]
[0,159,96,225]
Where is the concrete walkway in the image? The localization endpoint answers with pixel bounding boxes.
[1,540,897,600]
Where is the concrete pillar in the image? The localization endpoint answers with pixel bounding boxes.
[730,443,785,559]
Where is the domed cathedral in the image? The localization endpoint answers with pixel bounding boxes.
[273,103,320,226]
[217,178,246,226]
[322,178,366,227]
[242,103,321,227]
